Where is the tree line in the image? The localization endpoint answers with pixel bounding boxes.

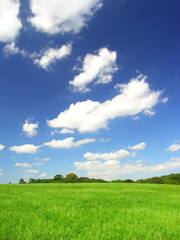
[19,173,180,185]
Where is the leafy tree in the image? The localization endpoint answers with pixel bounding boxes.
[78,177,91,183]
[29,178,36,183]
[123,179,134,183]
[41,179,54,183]
[111,179,123,183]
[66,173,78,182]
[150,177,163,184]
[161,173,180,185]
[54,174,63,181]
[19,178,26,184]
[136,179,145,183]
[90,178,107,183]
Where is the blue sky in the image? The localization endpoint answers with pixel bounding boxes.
[0,0,180,183]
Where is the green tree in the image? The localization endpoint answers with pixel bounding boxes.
[123,179,134,183]
[29,178,36,183]
[54,174,63,181]
[78,177,90,183]
[111,179,123,183]
[66,173,78,182]
[19,178,26,184]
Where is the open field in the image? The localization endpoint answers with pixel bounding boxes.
[0,183,179,240]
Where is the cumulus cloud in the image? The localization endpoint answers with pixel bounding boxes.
[25,169,39,173]
[29,0,102,34]
[74,157,180,180]
[0,145,5,151]
[128,142,146,151]
[3,42,26,57]
[48,75,163,133]
[0,169,4,175]
[9,144,40,154]
[0,0,22,42]
[32,43,72,70]
[70,48,118,92]
[44,137,96,149]
[39,173,47,178]
[22,119,39,137]
[84,149,131,161]
[166,144,180,152]
[15,163,32,168]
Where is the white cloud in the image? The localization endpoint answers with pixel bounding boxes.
[25,169,39,173]
[143,109,155,116]
[15,163,32,168]
[22,119,39,137]
[171,157,180,161]
[166,144,180,152]
[9,144,40,154]
[70,48,118,92]
[0,0,22,42]
[39,173,47,178]
[51,129,75,135]
[48,75,163,133]
[0,172,4,175]
[42,157,51,161]
[33,43,72,70]
[134,159,145,164]
[60,128,75,134]
[128,142,146,151]
[33,162,44,166]
[161,97,169,103]
[0,145,5,151]
[3,42,26,57]
[44,137,96,149]
[131,152,137,157]
[84,149,131,161]
[35,157,51,162]
[50,131,55,136]
[74,157,180,180]
[29,0,102,34]
[99,138,110,143]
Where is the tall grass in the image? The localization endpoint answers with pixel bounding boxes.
[0,183,179,240]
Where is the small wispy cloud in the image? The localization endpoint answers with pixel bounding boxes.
[15,163,32,168]
[166,144,180,152]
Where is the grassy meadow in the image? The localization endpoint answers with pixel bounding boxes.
[0,183,179,240]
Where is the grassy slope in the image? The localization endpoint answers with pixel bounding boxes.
[0,183,179,240]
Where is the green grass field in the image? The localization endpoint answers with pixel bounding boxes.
[0,183,179,240]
